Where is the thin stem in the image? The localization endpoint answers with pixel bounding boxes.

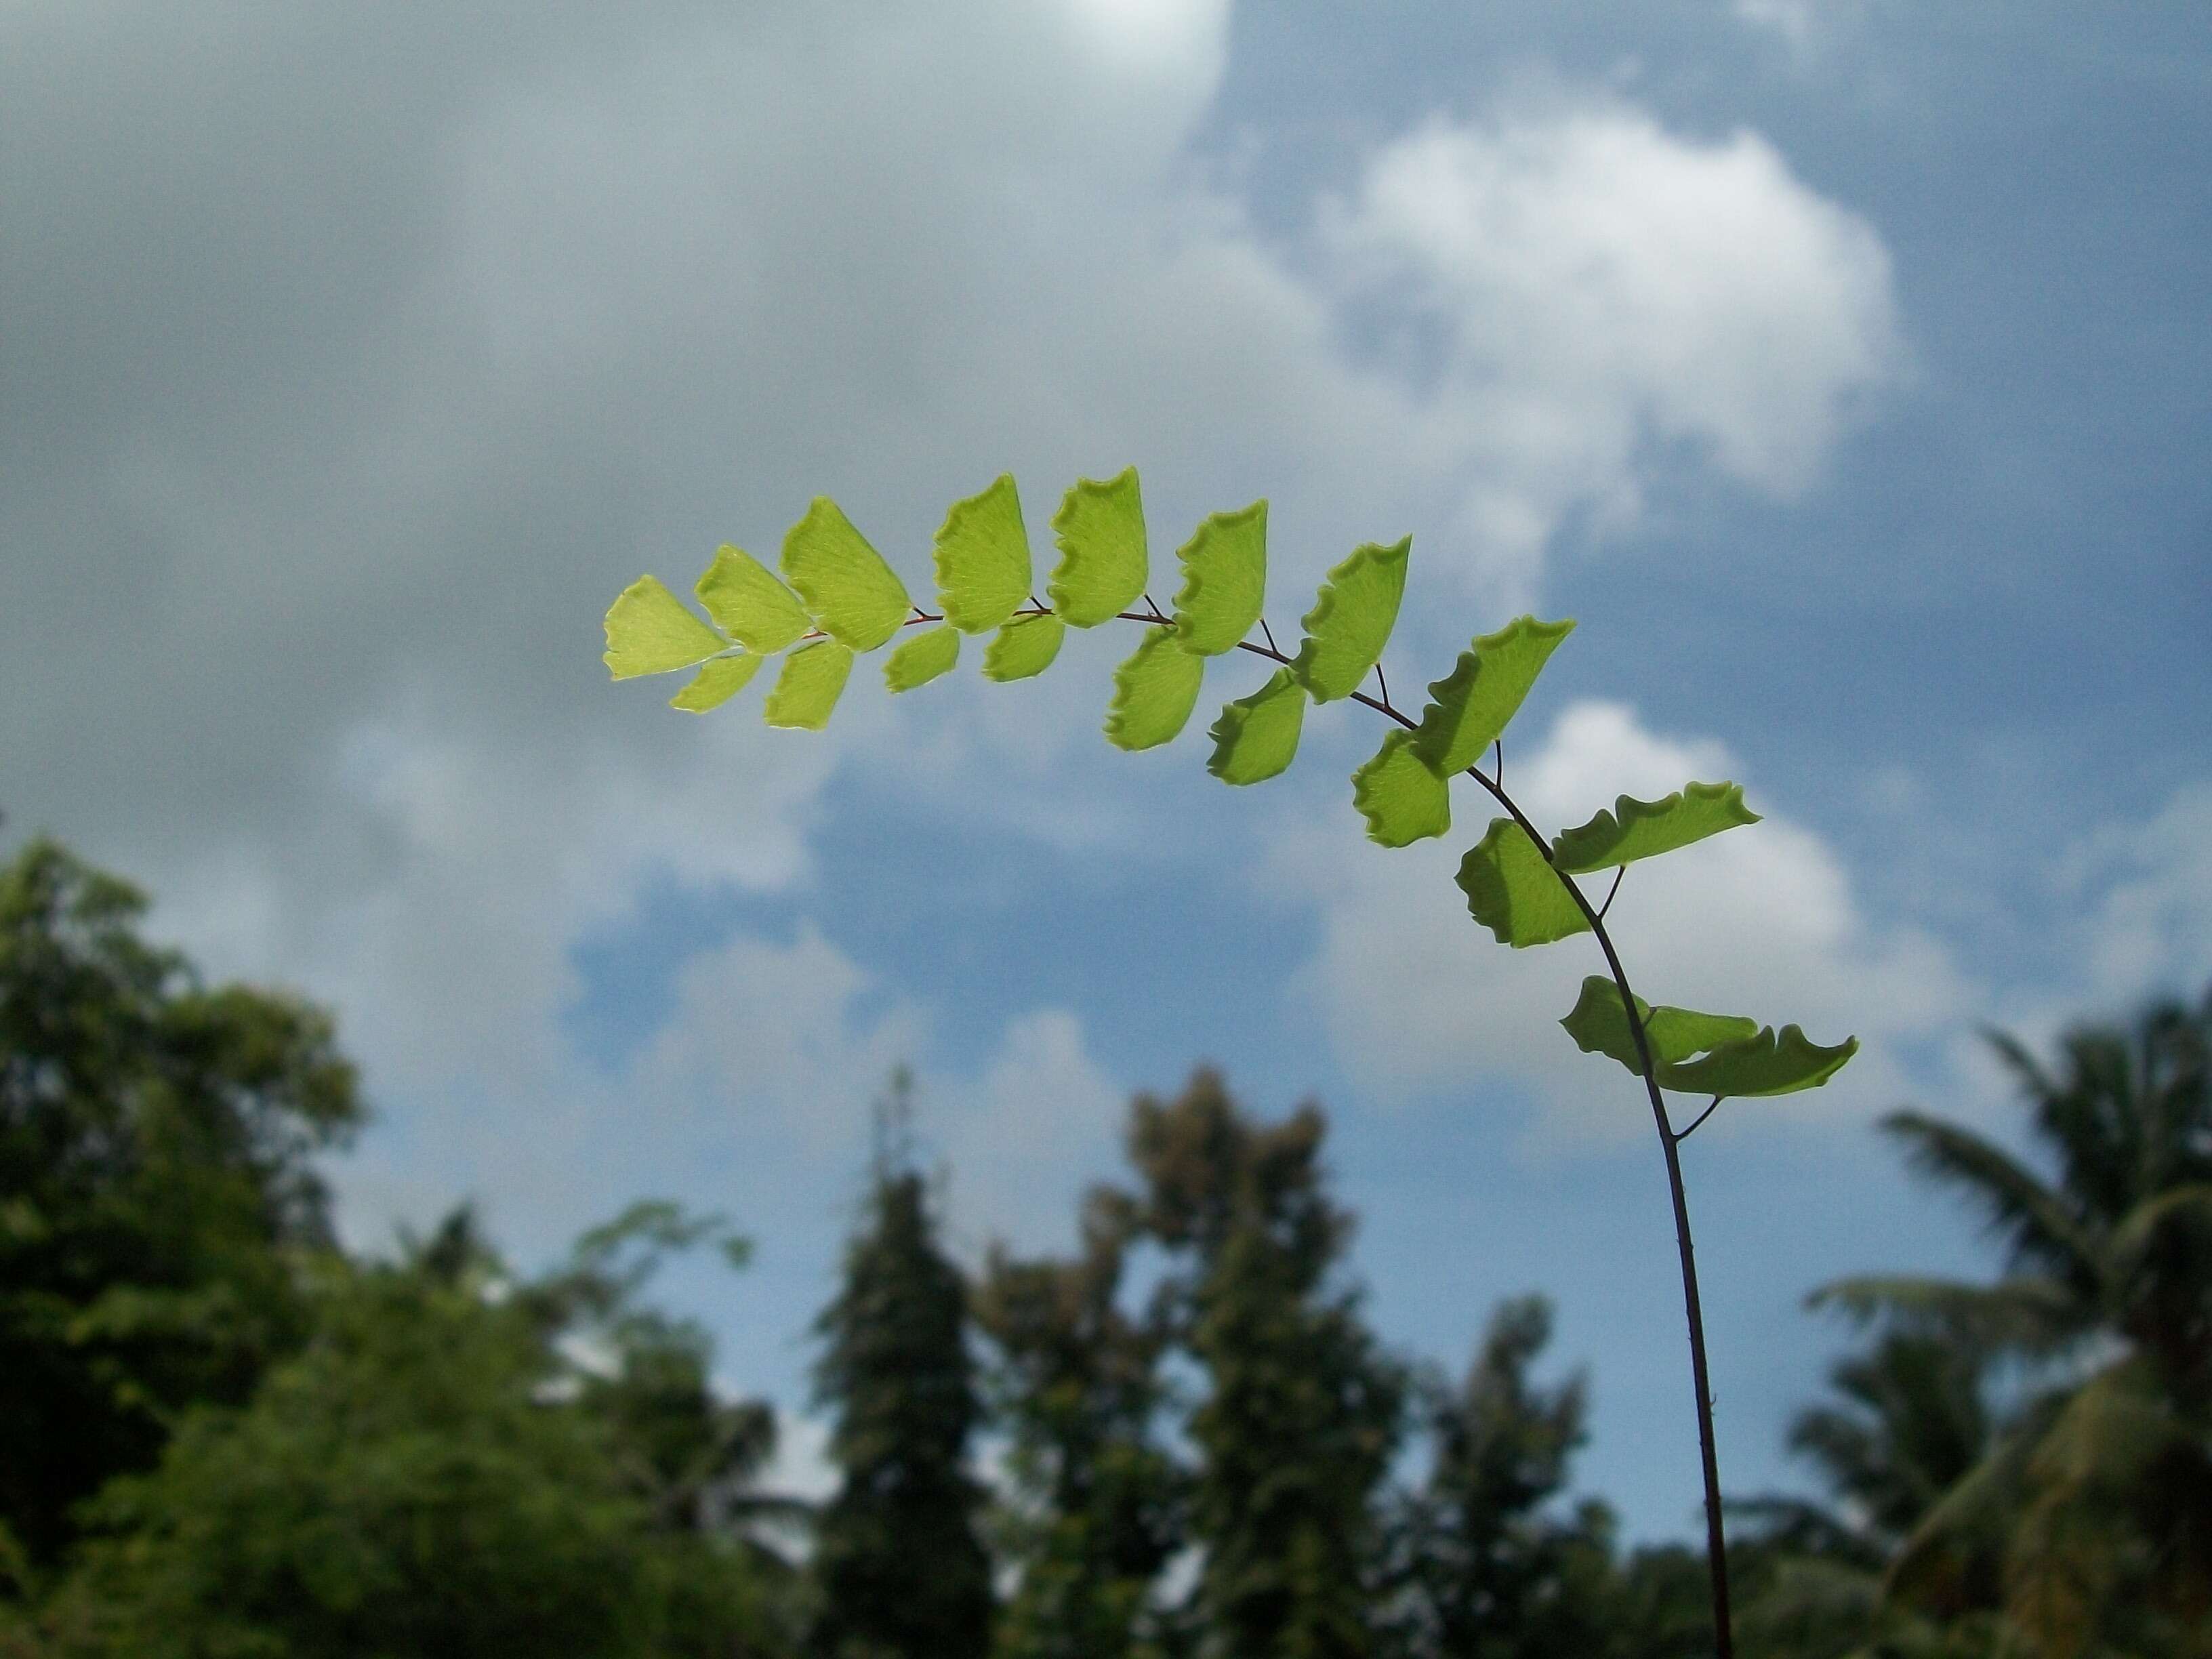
[1374,661,1394,714]
[1456,761,1734,1657]
[1598,867,1625,920]
[1674,1096,1723,1143]
[1259,617,1281,655]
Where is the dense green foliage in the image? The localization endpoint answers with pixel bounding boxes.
[0,840,360,1574]
[806,1145,995,1659]
[5,834,2207,1658]
[976,1192,1184,1659]
[1125,1073,1407,1659]
[1391,1297,1618,1659]
[0,841,790,1657]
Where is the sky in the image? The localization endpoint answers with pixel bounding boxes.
[5,0,2209,1542]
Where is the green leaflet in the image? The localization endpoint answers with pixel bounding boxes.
[983,613,1065,682]
[1351,729,1450,847]
[1170,501,1267,656]
[1662,1025,1861,1098]
[934,473,1031,634]
[604,576,729,679]
[670,653,762,712]
[1456,819,1590,947]
[1105,626,1206,751]
[1049,468,1148,627]
[1559,977,1761,1078]
[1551,781,1761,875]
[695,545,811,654]
[885,626,960,692]
[1292,537,1410,703]
[1411,617,1575,776]
[780,498,910,651]
[762,640,854,729]
[1206,669,1306,785]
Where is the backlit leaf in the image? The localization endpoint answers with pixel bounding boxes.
[1456,819,1589,947]
[1559,977,1761,1078]
[1049,468,1148,627]
[670,653,762,712]
[1662,1025,1860,1098]
[1551,781,1760,875]
[605,577,728,680]
[1351,729,1450,846]
[1105,626,1205,751]
[780,498,910,651]
[983,613,1065,682]
[1292,536,1410,702]
[1170,501,1267,655]
[695,545,811,654]
[1411,616,1574,775]
[885,626,960,692]
[762,640,853,729]
[1206,668,1306,785]
[934,473,1031,634]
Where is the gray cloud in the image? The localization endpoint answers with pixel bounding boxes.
[3,0,1906,1273]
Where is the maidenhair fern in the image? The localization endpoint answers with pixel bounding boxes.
[602,466,1859,1659]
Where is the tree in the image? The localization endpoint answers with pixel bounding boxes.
[806,1098,994,1659]
[976,1189,1186,1659]
[33,1202,788,1658]
[551,1200,811,1654]
[1124,1071,1406,1659]
[0,838,361,1576]
[1393,1296,1618,1659]
[1811,987,2212,1653]
[1727,1333,1995,1659]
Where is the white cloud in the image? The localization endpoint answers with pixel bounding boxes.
[1282,699,1969,1149]
[942,1008,1127,1254]
[1059,0,1232,86]
[1733,0,1820,51]
[9,0,1907,1262]
[641,927,1124,1254]
[2070,783,2212,1005]
[645,922,930,1157]
[1318,101,1900,592]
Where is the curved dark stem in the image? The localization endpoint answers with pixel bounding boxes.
[1374,661,1395,714]
[1457,765,1735,1658]
[901,599,1738,1654]
[1259,617,1281,655]
[1674,1095,1723,1143]
[1598,866,1625,921]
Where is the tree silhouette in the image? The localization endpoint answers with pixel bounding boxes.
[1812,988,2212,1650]
[806,1093,994,1659]
[1124,1071,1406,1659]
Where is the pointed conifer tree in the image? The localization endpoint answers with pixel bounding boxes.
[806,1076,994,1659]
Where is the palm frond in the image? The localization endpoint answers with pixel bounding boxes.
[1807,1274,2087,1357]
[2046,1029,2144,1221]
[1881,1110,2100,1282]
[1882,1418,2045,1619]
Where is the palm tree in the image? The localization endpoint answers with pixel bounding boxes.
[1809,985,2212,1652]
[1748,1332,1993,1561]
[1727,1332,1994,1659]
[1816,987,2211,1378]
